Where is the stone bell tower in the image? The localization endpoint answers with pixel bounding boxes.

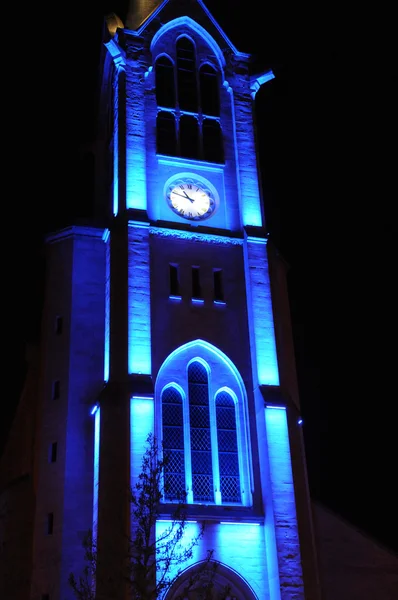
[19,1,322,598]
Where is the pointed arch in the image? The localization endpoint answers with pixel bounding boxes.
[150,16,226,73]
[156,339,246,396]
[151,18,225,163]
[155,340,252,507]
[164,559,259,600]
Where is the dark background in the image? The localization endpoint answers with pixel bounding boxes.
[3,1,397,554]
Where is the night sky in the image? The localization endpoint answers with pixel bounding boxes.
[3,1,397,554]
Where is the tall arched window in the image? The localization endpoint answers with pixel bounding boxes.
[155,56,175,108]
[188,362,213,503]
[156,341,252,507]
[162,386,186,501]
[176,37,198,112]
[154,37,224,163]
[216,391,240,503]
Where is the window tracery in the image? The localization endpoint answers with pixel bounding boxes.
[155,36,223,163]
[158,342,251,507]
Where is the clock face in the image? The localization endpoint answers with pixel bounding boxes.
[165,178,216,221]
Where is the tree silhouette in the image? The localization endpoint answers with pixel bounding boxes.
[69,433,232,600]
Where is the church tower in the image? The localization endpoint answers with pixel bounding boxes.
[25,1,321,599]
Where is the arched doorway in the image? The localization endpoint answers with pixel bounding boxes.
[164,559,258,600]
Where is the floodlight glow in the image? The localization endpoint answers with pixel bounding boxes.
[130,396,154,491]
[220,522,260,526]
[92,406,100,584]
[157,519,197,523]
[244,237,279,386]
[104,235,110,382]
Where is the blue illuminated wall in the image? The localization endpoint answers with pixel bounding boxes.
[130,396,154,489]
[156,520,268,599]
[78,1,319,599]
[128,222,152,375]
[29,227,106,599]
[93,405,100,598]
[116,12,262,232]
[14,3,322,600]
[112,69,120,216]
[243,236,280,387]
[93,407,100,541]
[265,406,304,596]
[104,229,110,382]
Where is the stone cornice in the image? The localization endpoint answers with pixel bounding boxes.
[45,226,106,245]
[250,70,275,99]
[148,226,243,246]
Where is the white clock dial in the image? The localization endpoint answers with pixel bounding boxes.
[166,178,217,221]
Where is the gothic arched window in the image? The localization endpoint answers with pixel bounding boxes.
[216,390,240,503]
[153,37,224,163]
[188,362,213,503]
[156,342,250,507]
[155,56,175,108]
[162,386,186,501]
[176,37,198,112]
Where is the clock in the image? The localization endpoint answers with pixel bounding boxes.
[165,176,217,221]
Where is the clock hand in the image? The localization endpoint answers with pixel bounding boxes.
[172,191,195,202]
[183,191,195,203]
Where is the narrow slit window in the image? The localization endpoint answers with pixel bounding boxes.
[192,267,201,299]
[55,316,63,335]
[47,513,54,535]
[52,380,60,400]
[49,442,58,463]
[213,269,224,302]
[169,264,180,297]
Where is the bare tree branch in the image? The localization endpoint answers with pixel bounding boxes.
[69,433,229,600]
